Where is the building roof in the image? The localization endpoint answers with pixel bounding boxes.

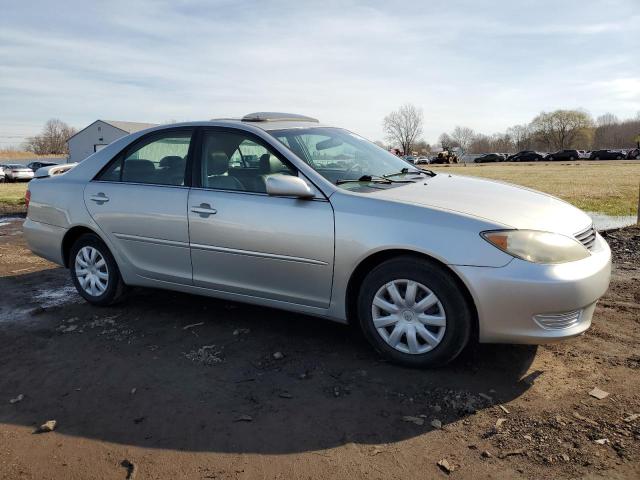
[102,120,158,133]
[67,119,158,142]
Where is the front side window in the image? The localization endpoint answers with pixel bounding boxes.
[200,130,295,193]
[98,131,192,185]
[271,127,415,186]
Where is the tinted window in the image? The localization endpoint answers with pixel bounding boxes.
[97,131,192,185]
[200,130,295,193]
[98,157,122,181]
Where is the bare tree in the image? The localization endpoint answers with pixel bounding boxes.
[596,113,619,127]
[438,133,455,150]
[383,104,424,154]
[530,110,593,150]
[450,126,475,153]
[506,124,531,151]
[25,119,77,155]
[413,139,431,154]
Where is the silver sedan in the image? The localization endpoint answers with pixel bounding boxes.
[24,112,611,367]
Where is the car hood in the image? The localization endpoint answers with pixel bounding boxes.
[369,174,592,236]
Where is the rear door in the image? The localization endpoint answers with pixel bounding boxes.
[188,128,335,308]
[84,128,194,284]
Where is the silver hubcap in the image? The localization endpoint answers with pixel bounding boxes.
[372,279,446,354]
[75,246,109,297]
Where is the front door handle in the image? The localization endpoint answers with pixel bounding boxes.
[191,203,217,216]
[89,193,109,204]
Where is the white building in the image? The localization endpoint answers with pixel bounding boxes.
[67,120,157,163]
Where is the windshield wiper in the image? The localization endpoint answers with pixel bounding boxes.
[384,167,436,178]
[336,174,414,185]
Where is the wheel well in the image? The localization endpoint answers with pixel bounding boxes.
[345,249,479,340]
[61,226,98,267]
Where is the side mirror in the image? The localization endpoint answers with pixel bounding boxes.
[265,174,314,198]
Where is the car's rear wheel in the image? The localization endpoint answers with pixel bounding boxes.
[357,256,472,367]
[69,233,125,306]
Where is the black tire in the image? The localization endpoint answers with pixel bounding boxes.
[569,156,575,161]
[69,233,125,306]
[357,256,473,368]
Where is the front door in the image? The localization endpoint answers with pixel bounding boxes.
[188,128,334,308]
[84,128,194,284]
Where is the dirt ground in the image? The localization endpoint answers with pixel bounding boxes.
[0,218,638,480]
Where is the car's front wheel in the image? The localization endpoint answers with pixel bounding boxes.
[69,233,125,306]
[357,256,472,367]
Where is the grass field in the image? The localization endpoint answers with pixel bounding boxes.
[0,183,28,207]
[426,161,640,217]
[0,161,639,216]
[0,150,67,161]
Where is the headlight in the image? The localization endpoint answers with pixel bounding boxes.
[481,230,590,264]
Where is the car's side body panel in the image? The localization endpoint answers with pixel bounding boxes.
[84,182,192,284]
[188,188,335,308]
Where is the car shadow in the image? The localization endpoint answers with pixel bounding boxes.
[0,269,538,454]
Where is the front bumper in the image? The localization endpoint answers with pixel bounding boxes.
[454,233,612,344]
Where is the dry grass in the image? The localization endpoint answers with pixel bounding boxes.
[0,150,67,160]
[426,161,640,216]
[0,182,28,214]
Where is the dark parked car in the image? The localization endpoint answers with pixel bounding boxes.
[27,161,58,172]
[625,148,640,160]
[545,150,580,161]
[474,153,502,163]
[507,151,544,162]
[589,150,626,160]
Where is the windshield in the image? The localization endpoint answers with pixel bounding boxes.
[270,127,419,185]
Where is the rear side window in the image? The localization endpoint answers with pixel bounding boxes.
[97,130,192,185]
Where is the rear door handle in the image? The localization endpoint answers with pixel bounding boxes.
[191,204,217,216]
[89,193,109,204]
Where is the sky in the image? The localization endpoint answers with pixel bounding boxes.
[0,0,639,147]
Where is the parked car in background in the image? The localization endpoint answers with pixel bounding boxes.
[415,156,430,165]
[474,153,502,163]
[589,150,626,160]
[507,151,544,162]
[625,148,639,160]
[402,156,417,164]
[0,165,6,183]
[27,161,59,172]
[2,163,34,182]
[23,112,612,368]
[545,150,581,161]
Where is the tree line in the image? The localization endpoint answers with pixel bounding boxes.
[383,104,640,155]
